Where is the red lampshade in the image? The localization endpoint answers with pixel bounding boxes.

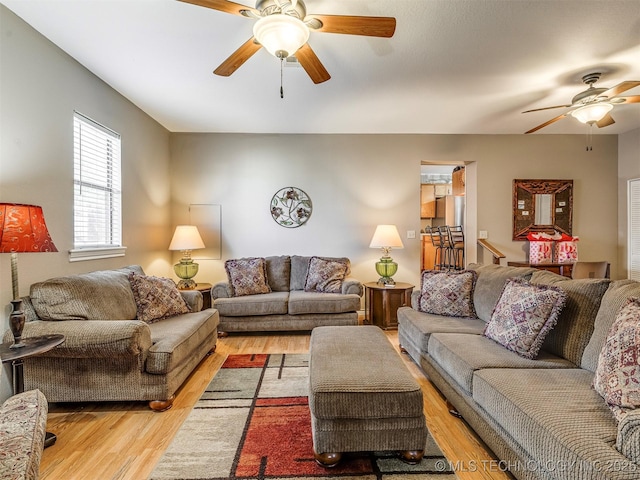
[0,203,58,253]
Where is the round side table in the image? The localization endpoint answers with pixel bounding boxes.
[364,282,414,330]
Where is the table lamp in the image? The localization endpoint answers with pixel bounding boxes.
[369,224,404,285]
[0,203,58,348]
[169,225,205,290]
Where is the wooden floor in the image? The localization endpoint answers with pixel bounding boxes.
[39,331,512,480]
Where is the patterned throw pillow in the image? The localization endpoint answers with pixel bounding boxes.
[128,273,190,323]
[593,297,640,421]
[418,270,478,318]
[225,257,272,297]
[484,278,567,359]
[304,257,349,293]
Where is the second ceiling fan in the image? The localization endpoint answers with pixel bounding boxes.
[178,0,396,84]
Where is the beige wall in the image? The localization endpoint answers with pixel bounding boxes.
[170,132,619,290]
[0,6,173,399]
[618,127,640,279]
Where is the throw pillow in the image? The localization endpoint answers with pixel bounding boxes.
[418,269,478,318]
[483,277,567,359]
[303,256,349,293]
[224,257,272,297]
[593,297,640,421]
[128,272,190,323]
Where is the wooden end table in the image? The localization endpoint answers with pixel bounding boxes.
[180,283,213,309]
[0,334,65,448]
[364,282,414,330]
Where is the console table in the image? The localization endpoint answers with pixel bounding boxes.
[507,262,573,278]
[364,282,414,330]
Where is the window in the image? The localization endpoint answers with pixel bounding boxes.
[70,112,125,261]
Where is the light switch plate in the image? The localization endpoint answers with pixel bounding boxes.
[407,230,416,239]
[479,230,488,239]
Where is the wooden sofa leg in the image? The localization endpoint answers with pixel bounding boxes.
[207,345,216,355]
[446,400,463,419]
[400,449,424,464]
[314,451,342,468]
[218,331,228,338]
[399,345,408,353]
[149,395,175,412]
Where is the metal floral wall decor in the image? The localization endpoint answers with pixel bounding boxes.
[270,187,312,228]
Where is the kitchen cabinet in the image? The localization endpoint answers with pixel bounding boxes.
[452,168,465,196]
[435,184,452,197]
[420,185,436,218]
[422,235,438,270]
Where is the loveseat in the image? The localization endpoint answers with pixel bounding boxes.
[3,265,219,411]
[212,255,363,334]
[398,263,640,480]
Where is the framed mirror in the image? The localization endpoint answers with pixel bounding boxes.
[513,179,573,241]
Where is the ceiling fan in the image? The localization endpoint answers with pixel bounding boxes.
[178,0,396,85]
[523,73,640,134]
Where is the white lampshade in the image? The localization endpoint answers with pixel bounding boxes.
[169,225,205,251]
[253,14,310,58]
[571,103,613,124]
[369,225,404,249]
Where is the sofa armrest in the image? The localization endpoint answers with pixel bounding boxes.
[617,409,640,461]
[212,282,231,300]
[342,278,364,296]
[3,320,152,359]
[0,389,47,479]
[180,290,203,312]
[411,290,421,309]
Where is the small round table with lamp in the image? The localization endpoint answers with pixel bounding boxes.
[364,282,414,330]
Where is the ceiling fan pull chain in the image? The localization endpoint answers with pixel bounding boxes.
[586,124,593,151]
[280,57,285,99]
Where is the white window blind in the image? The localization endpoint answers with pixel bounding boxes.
[630,178,640,280]
[72,112,124,260]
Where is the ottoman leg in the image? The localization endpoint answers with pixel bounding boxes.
[314,451,342,468]
[400,450,424,465]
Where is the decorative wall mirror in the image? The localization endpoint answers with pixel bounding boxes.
[513,179,573,241]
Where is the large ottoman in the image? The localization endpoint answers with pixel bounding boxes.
[308,325,427,467]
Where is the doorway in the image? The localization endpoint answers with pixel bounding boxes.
[420,162,468,271]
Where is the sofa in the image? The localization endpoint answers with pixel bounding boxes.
[0,386,47,480]
[398,263,640,480]
[3,265,219,411]
[212,255,363,334]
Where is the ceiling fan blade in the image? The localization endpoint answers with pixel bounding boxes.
[307,15,396,37]
[178,0,258,17]
[599,81,640,100]
[616,95,640,104]
[522,104,572,114]
[213,37,261,77]
[596,113,615,128]
[295,43,331,84]
[525,113,568,134]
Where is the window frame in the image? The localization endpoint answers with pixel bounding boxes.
[70,111,126,262]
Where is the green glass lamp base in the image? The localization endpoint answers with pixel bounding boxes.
[375,257,398,285]
[174,259,199,290]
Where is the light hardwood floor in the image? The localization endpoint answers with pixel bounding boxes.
[39,331,511,480]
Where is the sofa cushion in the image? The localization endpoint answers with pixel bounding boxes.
[530,270,610,365]
[473,368,637,478]
[468,263,537,322]
[288,290,361,315]
[224,257,272,297]
[128,273,190,323]
[418,269,477,318]
[397,306,486,356]
[304,256,349,293]
[582,280,640,372]
[483,278,566,359]
[593,297,640,421]
[146,309,219,374]
[290,255,350,291]
[213,292,289,317]
[30,269,138,321]
[428,333,574,394]
[265,255,291,292]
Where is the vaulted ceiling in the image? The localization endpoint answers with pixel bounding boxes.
[3,0,640,134]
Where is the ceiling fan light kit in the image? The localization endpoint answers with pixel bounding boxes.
[570,102,613,124]
[253,14,309,59]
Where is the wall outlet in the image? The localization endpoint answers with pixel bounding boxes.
[407,230,416,239]
[479,230,488,239]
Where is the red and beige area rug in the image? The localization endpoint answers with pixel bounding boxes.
[149,354,456,479]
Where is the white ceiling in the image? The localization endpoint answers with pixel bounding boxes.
[3,0,640,135]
